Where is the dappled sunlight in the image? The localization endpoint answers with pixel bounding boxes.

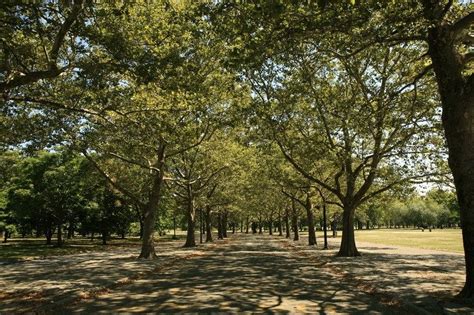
[0,233,471,313]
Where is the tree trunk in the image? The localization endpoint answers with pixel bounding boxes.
[139,145,165,259]
[323,202,328,250]
[102,231,107,245]
[278,211,283,236]
[46,225,53,245]
[57,223,63,247]
[246,216,249,234]
[199,208,203,244]
[218,212,224,239]
[285,207,291,238]
[3,231,8,243]
[205,205,213,242]
[422,13,474,298]
[67,223,74,239]
[337,205,360,257]
[292,199,299,241]
[306,195,317,246]
[222,211,228,238]
[269,219,273,235]
[184,185,196,247]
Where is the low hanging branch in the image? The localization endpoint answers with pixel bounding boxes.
[0,1,84,92]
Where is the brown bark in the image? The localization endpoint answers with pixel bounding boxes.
[337,206,360,257]
[285,207,291,238]
[184,184,196,247]
[138,145,165,259]
[424,18,474,297]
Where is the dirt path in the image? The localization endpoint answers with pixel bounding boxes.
[0,233,472,314]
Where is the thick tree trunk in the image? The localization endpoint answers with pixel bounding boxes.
[268,219,273,235]
[139,145,165,259]
[46,225,53,245]
[184,186,196,248]
[337,205,360,257]
[205,205,213,242]
[306,195,317,246]
[423,15,474,298]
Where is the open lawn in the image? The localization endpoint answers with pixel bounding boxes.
[353,228,463,253]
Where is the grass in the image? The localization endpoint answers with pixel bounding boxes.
[0,231,186,261]
[353,228,463,253]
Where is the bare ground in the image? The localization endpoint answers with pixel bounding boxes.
[0,233,472,314]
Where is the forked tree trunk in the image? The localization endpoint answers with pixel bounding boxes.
[337,206,360,257]
[306,195,316,246]
[205,205,213,242]
[139,145,165,259]
[424,19,474,298]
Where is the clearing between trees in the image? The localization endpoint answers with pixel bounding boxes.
[0,233,470,314]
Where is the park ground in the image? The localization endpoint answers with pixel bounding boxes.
[0,229,473,314]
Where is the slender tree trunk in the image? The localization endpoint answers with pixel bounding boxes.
[3,231,8,243]
[222,211,228,238]
[56,223,63,247]
[338,205,360,257]
[199,208,203,244]
[422,12,474,297]
[269,218,273,235]
[278,211,283,236]
[102,231,107,245]
[246,216,250,234]
[323,202,328,250]
[139,145,165,259]
[67,222,74,239]
[217,212,223,239]
[306,195,316,246]
[205,205,213,242]
[292,199,299,241]
[285,207,291,238]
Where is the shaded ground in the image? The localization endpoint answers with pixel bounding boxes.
[0,233,472,313]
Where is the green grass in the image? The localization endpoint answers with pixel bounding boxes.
[353,228,463,253]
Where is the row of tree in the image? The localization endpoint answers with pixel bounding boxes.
[1,1,472,298]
